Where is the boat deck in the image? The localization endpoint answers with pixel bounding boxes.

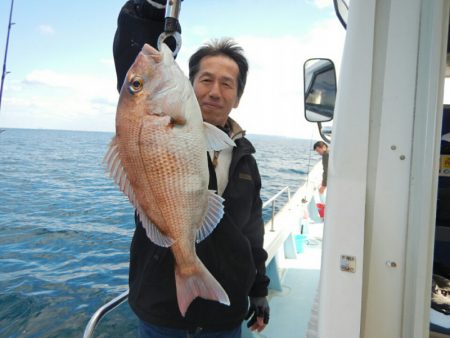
[266,229,322,338]
[242,220,323,338]
[239,162,325,338]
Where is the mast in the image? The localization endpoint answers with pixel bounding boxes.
[0,0,15,113]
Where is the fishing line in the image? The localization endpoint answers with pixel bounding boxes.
[301,127,315,204]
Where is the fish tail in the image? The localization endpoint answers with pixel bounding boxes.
[175,261,230,317]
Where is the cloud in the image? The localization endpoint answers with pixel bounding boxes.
[100,58,115,67]
[175,15,344,139]
[1,90,118,132]
[24,69,73,88]
[230,18,345,139]
[2,69,118,132]
[309,0,333,9]
[444,78,450,105]
[38,25,55,35]
[23,69,117,98]
[190,25,209,38]
[1,14,345,138]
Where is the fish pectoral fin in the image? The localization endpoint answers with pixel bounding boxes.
[175,261,230,317]
[104,139,175,248]
[137,206,175,248]
[195,191,225,243]
[103,136,138,209]
[203,122,236,152]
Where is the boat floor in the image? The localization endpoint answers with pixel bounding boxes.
[248,222,323,338]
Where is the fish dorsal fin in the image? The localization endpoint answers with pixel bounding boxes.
[159,43,175,65]
[203,122,236,152]
[136,206,175,248]
[142,43,162,63]
[196,190,225,243]
[103,136,174,248]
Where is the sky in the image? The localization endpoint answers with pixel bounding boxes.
[0,0,346,139]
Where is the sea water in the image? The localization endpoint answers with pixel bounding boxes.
[0,128,319,338]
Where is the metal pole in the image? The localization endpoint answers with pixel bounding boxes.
[0,0,15,112]
[270,201,275,231]
[83,290,129,338]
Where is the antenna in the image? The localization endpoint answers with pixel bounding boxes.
[0,0,15,113]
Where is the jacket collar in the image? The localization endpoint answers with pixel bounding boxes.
[226,117,246,141]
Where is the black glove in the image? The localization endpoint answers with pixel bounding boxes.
[133,0,182,33]
[245,296,270,327]
[134,0,184,18]
[133,0,166,20]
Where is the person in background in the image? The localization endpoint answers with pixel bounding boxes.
[113,1,270,337]
[313,141,329,195]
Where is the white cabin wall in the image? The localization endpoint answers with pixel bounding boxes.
[402,2,449,337]
[318,0,449,337]
[317,0,376,336]
[362,0,422,337]
[362,1,449,337]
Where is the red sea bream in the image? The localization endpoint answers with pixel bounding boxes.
[104,43,235,316]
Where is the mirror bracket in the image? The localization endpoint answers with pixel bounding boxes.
[317,122,331,144]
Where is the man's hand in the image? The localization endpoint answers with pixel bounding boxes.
[139,0,166,9]
[245,296,269,332]
[319,185,326,194]
[133,0,166,20]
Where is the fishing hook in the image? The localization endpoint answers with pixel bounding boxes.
[157,0,182,57]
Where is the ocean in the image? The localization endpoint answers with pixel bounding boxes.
[0,128,319,338]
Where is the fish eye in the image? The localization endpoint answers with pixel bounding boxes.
[128,76,144,94]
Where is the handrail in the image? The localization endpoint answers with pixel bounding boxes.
[262,186,290,208]
[263,186,290,232]
[83,186,291,338]
[83,290,129,338]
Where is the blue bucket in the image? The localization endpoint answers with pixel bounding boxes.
[295,234,307,253]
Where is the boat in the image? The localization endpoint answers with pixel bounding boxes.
[85,0,450,336]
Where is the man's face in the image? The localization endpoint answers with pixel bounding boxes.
[192,55,240,127]
[315,146,327,155]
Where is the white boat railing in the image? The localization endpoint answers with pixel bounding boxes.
[82,186,293,338]
[263,186,291,232]
[82,290,129,338]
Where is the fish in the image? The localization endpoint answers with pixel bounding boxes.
[103,43,235,316]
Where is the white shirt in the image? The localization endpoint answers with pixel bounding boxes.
[209,147,233,196]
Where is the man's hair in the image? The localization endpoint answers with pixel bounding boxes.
[313,140,328,150]
[188,38,248,99]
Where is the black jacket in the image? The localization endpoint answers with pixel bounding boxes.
[113,0,269,331]
[128,137,269,330]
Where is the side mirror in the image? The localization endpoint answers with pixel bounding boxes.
[303,58,337,123]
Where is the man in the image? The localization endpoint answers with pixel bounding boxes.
[313,141,329,195]
[113,1,270,337]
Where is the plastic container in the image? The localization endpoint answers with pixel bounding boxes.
[295,234,307,253]
[316,202,326,218]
